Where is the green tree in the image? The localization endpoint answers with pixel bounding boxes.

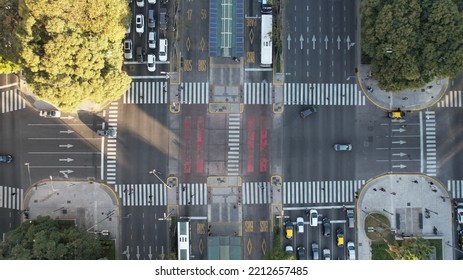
[2,0,132,112]
[0,55,20,73]
[0,216,103,260]
[360,0,463,91]
[386,237,433,260]
[267,225,295,260]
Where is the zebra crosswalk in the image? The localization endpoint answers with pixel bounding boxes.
[284,83,365,106]
[437,91,462,107]
[179,82,209,104]
[106,102,118,184]
[123,81,168,104]
[227,114,241,176]
[1,89,26,113]
[179,183,208,205]
[244,82,272,104]
[424,111,436,176]
[242,182,271,205]
[115,184,167,206]
[283,180,365,204]
[448,180,463,199]
[0,186,23,210]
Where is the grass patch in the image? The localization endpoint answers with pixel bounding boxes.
[428,239,443,260]
[100,240,116,260]
[364,213,395,243]
[371,241,393,260]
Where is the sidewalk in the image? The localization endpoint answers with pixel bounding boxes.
[357,174,453,260]
[358,64,449,111]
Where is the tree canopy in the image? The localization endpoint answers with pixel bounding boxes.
[0,216,103,260]
[361,0,463,91]
[0,0,132,112]
[386,237,433,260]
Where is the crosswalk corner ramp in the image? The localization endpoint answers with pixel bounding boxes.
[272,103,284,114]
[169,102,181,114]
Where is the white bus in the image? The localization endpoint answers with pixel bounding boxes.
[177,219,190,260]
[261,14,272,67]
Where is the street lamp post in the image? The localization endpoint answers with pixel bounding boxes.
[149,169,171,189]
[24,163,32,186]
[49,175,55,191]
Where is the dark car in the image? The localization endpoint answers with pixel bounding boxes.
[322,218,331,237]
[97,128,117,138]
[300,106,316,118]
[159,8,168,30]
[297,246,306,260]
[0,155,13,163]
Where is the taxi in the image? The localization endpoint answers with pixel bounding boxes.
[285,221,294,239]
[336,228,344,247]
[388,109,405,119]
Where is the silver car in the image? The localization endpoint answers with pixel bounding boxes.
[334,144,352,151]
[136,14,144,34]
[123,39,133,60]
[311,242,319,260]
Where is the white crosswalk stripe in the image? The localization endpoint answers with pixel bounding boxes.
[283,180,365,204]
[424,111,436,176]
[123,81,168,104]
[227,113,241,176]
[242,182,271,205]
[106,102,118,184]
[448,180,463,199]
[179,82,209,104]
[115,184,167,206]
[0,186,23,210]
[179,183,208,205]
[1,89,26,113]
[244,82,272,104]
[437,91,462,107]
[284,83,365,106]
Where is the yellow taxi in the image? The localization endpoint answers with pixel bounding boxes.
[285,221,293,239]
[388,109,405,119]
[336,228,344,247]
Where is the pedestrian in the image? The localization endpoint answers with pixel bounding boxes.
[373,188,377,191]
[429,181,434,185]
[391,192,396,195]
[431,187,437,193]
[149,195,153,198]
[412,180,418,184]
[380,188,386,192]
[11,192,16,196]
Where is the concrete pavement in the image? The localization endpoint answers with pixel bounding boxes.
[357,174,453,260]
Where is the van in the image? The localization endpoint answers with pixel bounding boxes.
[148,9,155,28]
[261,0,272,14]
[159,8,168,30]
[159,38,168,61]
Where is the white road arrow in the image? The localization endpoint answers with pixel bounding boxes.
[392,119,406,123]
[136,246,140,260]
[312,35,316,50]
[59,158,74,163]
[392,152,407,157]
[392,164,407,169]
[61,116,74,120]
[59,130,74,134]
[337,36,341,50]
[324,35,328,50]
[59,144,74,148]
[287,34,291,50]
[148,246,152,260]
[346,36,351,49]
[124,246,130,260]
[300,34,304,49]
[391,128,406,133]
[391,140,407,144]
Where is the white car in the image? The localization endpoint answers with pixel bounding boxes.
[148,31,156,49]
[148,0,156,3]
[308,209,318,226]
[457,206,463,224]
[296,217,304,234]
[147,54,156,72]
[123,39,133,60]
[136,14,144,34]
[136,0,144,7]
[39,110,61,118]
[347,241,356,260]
[323,249,331,260]
[159,38,168,61]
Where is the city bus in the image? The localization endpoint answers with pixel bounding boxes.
[177,219,190,260]
[261,14,273,67]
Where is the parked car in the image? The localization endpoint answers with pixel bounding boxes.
[124,39,133,60]
[159,38,168,61]
[147,54,156,72]
[311,242,319,260]
[159,8,168,30]
[39,110,61,118]
[322,218,331,237]
[297,246,306,260]
[323,249,331,260]
[0,155,13,163]
[148,9,155,28]
[285,220,293,239]
[457,206,463,224]
[136,0,144,7]
[148,31,156,49]
[137,47,144,63]
[346,209,355,228]
[334,144,352,151]
[97,128,117,138]
[285,245,293,254]
[136,14,144,34]
[336,228,344,247]
[306,209,318,226]
[296,217,304,234]
[347,241,356,260]
[148,0,156,3]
